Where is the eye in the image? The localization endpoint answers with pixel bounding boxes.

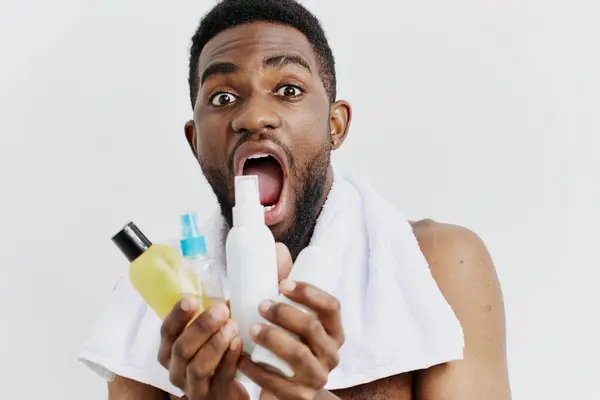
[276,85,303,98]
[210,92,237,107]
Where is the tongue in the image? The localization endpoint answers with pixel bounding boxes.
[243,160,283,206]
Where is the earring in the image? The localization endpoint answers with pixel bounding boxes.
[332,138,339,147]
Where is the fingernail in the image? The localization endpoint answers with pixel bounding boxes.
[221,320,238,338]
[258,300,273,313]
[280,279,296,293]
[250,323,262,338]
[181,297,197,312]
[209,303,229,321]
[229,337,241,351]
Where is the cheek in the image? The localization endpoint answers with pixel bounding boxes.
[195,118,228,163]
[287,112,330,159]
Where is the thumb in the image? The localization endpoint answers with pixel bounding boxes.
[275,242,293,282]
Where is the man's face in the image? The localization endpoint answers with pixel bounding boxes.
[185,22,350,258]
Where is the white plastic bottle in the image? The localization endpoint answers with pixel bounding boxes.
[226,175,280,355]
[250,245,336,378]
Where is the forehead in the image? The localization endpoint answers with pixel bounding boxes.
[198,22,318,72]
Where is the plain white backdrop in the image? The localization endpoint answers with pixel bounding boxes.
[1,0,598,398]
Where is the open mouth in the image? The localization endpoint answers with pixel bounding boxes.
[233,142,290,226]
[241,154,285,211]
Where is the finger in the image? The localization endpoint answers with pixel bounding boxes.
[279,280,345,347]
[276,242,293,282]
[186,319,238,378]
[168,303,230,388]
[249,322,325,386]
[211,337,243,390]
[258,300,338,369]
[239,354,320,400]
[184,320,239,398]
[158,296,199,369]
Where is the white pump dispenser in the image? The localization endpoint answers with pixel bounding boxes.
[226,175,280,355]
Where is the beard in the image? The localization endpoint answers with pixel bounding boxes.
[199,134,332,262]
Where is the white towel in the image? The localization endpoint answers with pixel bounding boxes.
[78,163,464,398]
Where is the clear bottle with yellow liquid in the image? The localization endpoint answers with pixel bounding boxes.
[111,217,226,322]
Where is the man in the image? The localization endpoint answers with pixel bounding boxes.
[107,0,510,398]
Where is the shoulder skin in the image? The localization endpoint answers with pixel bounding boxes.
[333,219,511,399]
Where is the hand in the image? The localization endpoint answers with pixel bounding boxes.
[238,244,345,400]
[157,299,248,400]
[156,242,295,400]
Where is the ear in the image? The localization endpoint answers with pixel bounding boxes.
[184,120,198,156]
[329,100,352,150]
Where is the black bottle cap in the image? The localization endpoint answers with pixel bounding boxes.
[112,222,152,262]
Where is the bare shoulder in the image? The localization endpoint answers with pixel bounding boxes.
[336,220,510,399]
[409,219,511,399]
[409,218,504,322]
[410,217,488,258]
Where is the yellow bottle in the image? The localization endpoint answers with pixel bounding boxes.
[112,222,202,321]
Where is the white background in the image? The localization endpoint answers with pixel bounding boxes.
[1,0,598,398]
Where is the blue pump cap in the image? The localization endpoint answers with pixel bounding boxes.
[180,212,207,257]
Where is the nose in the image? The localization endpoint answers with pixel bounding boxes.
[231,95,281,134]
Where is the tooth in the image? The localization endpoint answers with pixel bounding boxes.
[264,205,275,211]
[248,154,269,160]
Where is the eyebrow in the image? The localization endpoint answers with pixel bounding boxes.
[200,62,238,86]
[263,54,312,73]
[200,54,312,86]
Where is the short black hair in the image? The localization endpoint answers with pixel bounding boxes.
[188,0,337,108]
